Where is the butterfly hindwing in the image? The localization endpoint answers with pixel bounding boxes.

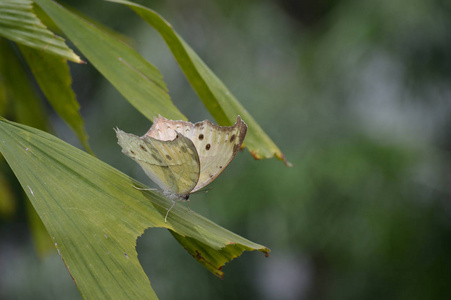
[116,129,200,196]
[144,116,247,192]
[190,116,247,192]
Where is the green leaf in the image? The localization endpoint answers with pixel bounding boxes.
[34,0,186,122]
[109,0,291,166]
[0,118,269,298]
[0,0,81,63]
[0,38,48,130]
[171,232,270,278]
[19,44,93,154]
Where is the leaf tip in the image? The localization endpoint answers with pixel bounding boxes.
[249,149,292,167]
[262,248,271,258]
[276,153,293,167]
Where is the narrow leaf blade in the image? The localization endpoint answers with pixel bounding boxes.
[19,45,93,154]
[0,0,82,63]
[0,39,48,130]
[34,0,186,121]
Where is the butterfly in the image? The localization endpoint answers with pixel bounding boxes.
[116,115,247,222]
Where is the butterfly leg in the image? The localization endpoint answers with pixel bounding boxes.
[186,199,191,212]
[165,200,177,223]
[133,185,157,191]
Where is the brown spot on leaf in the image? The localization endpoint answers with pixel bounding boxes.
[130,151,135,155]
[206,144,211,150]
[165,154,172,160]
[199,134,204,140]
[219,166,223,169]
[195,250,203,260]
[249,150,260,160]
[140,145,147,152]
[230,134,236,143]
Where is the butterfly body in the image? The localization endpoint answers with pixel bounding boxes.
[116,116,247,221]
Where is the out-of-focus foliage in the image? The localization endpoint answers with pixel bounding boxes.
[1,0,451,299]
[0,0,92,152]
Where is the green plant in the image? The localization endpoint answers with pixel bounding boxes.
[0,0,289,298]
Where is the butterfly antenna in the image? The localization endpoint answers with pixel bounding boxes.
[193,187,214,194]
[165,200,177,222]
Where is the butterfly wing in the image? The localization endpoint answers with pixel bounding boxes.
[144,116,247,192]
[190,116,247,192]
[116,129,200,197]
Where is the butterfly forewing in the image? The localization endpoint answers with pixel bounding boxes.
[116,129,200,196]
[144,116,247,192]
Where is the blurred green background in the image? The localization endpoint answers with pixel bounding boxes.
[1,0,451,299]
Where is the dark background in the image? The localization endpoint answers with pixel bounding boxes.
[1,0,451,299]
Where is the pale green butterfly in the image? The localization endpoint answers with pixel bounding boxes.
[116,115,247,222]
